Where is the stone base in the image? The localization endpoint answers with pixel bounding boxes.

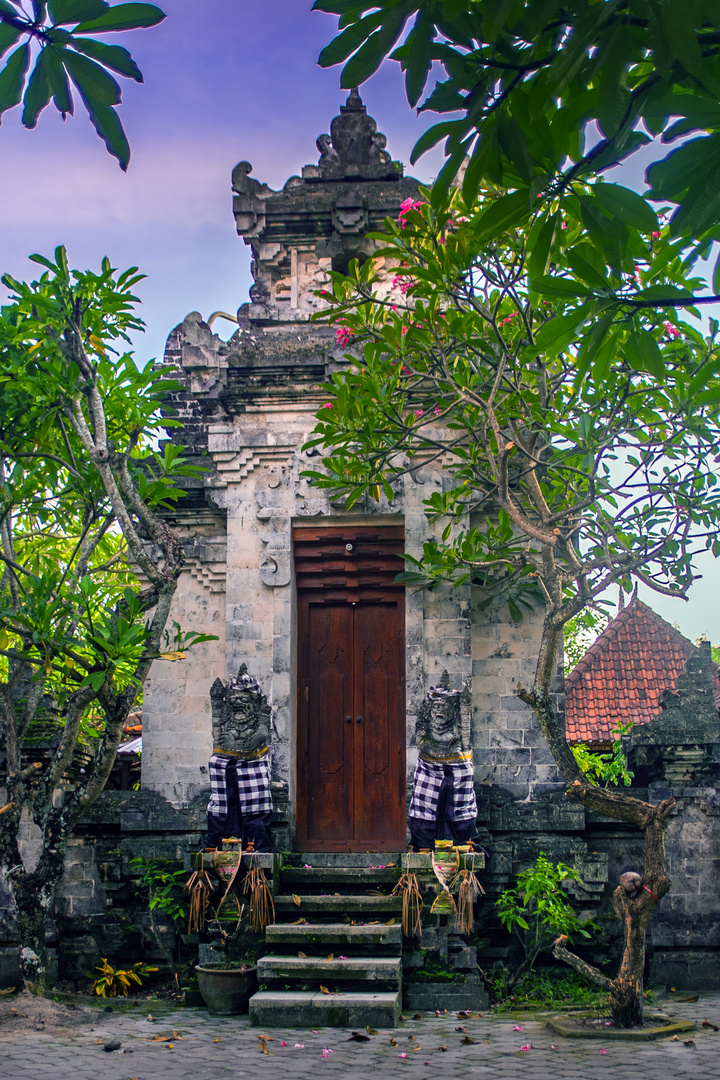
[249,989,400,1028]
[403,975,488,1012]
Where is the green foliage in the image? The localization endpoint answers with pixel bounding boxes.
[315,1,720,250]
[130,856,187,929]
[495,853,596,988]
[572,722,635,788]
[491,969,609,1012]
[306,182,720,642]
[89,956,158,996]
[0,1,165,167]
[564,606,612,672]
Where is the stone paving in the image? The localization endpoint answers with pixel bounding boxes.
[1,994,719,1080]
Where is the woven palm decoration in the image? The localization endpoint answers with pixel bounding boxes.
[213,848,243,926]
[242,852,275,934]
[450,852,485,934]
[392,868,424,939]
[185,866,215,933]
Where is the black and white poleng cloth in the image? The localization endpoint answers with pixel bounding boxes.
[408,754,477,823]
[207,752,273,820]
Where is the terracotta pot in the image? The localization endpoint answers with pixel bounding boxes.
[195,963,258,1015]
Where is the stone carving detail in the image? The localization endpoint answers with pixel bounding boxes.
[416,670,471,758]
[231,161,271,237]
[315,89,402,181]
[210,664,272,754]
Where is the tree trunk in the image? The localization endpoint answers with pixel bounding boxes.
[519,681,674,1027]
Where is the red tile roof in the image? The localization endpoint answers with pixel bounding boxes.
[564,598,720,744]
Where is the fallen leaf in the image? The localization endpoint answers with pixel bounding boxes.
[167,1043,174,1049]
[298,951,308,959]
[95,1039,105,1044]
[0,986,16,994]
[159,650,187,661]
[684,1040,696,1048]
[390,1038,398,1047]
[172,1031,186,1040]
[366,1026,378,1035]
[412,1013,422,1020]
[678,995,700,1003]
[257,1035,274,1042]
[400,1015,407,1021]
[290,917,306,924]
[702,1020,719,1031]
[407,1034,416,1040]
[408,1046,422,1053]
[103,1041,122,1053]
[348,1031,370,1042]
[385,918,396,924]
[385,862,397,867]
[325,954,334,962]
[213,1038,220,1042]
[438,1045,447,1052]
[292,894,302,906]
[672,1036,680,1041]
[320,985,331,994]
[456,1026,466,1032]
[461,1036,477,1044]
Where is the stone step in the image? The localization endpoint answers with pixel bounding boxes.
[265,922,402,948]
[249,989,400,1028]
[294,853,405,867]
[257,955,401,984]
[274,893,403,914]
[281,867,402,887]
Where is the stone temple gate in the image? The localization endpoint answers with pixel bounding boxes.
[141,90,563,849]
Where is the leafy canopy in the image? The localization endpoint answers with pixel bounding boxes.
[0,1,166,168]
[306,183,720,645]
[314,1,720,253]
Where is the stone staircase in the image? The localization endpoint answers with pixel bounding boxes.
[249,855,406,1028]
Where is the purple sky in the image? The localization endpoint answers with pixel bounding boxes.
[0,1,717,642]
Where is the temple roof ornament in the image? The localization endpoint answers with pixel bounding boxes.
[305,88,402,182]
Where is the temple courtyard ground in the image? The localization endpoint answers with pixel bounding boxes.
[0,992,718,1080]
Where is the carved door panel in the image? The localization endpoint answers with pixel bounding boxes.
[295,526,406,852]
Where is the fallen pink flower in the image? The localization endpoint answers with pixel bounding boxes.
[338,955,348,960]
[312,1030,320,1034]
[280,1041,288,1046]
[513,1025,523,1031]
[397,1052,408,1058]
[600,1049,607,1054]
[520,1045,530,1051]
[295,1043,305,1048]
[320,403,332,409]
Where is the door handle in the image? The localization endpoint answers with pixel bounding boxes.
[356,715,363,723]
[345,715,352,723]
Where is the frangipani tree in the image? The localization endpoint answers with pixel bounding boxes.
[0,247,212,991]
[304,183,720,1025]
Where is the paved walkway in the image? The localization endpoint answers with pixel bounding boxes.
[1,994,719,1080]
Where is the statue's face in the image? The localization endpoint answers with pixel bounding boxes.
[226,688,254,725]
[429,698,458,738]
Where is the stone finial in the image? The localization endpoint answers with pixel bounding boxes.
[210,664,271,755]
[314,89,402,181]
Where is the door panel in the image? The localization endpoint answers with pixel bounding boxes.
[295,528,406,852]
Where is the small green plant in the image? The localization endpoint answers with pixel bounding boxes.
[130,857,187,927]
[89,958,158,998]
[571,721,635,787]
[495,853,597,993]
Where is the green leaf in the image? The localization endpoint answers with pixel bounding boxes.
[340,2,415,88]
[58,46,121,104]
[74,2,165,32]
[0,20,22,60]
[72,37,142,81]
[21,45,52,128]
[410,119,463,164]
[631,330,665,379]
[44,44,72,115]
[591,184,658,234]
[632,285,694,303]
[0,42,30,124]
[317,8,384,68]
[404,8,435,108]
[526,212,558,283]
[0,1,21,13]
[473,188,531,243]
[48,0,108,23]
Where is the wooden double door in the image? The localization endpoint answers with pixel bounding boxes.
[295,527,406,851]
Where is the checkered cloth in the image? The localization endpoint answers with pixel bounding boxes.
[207,752,273,817]
[408,755,477,823]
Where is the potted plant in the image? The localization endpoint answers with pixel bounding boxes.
[195,957,258,1015]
